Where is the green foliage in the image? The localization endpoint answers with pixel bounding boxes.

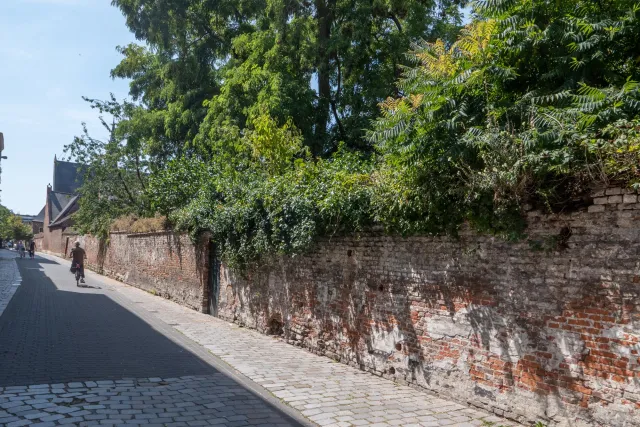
[0,206,33,242]
[370,0,640,236]
[585,119,640,188]
[69,0,640,269]
[64,96,152,240]
[111,0,463,155]
[110,43,218,163]
[158,117,373,269]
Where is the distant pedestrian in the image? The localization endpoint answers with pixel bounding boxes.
[29,240,35,259]
[17,241,25,258]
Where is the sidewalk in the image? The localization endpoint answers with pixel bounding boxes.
[0,249,22,317]
[55,253,518,427]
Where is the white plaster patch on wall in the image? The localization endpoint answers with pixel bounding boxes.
[489,333,529,361]
[370,325,405,354]
[544,328,586,370]
[466,305,530,362]
[610,341,640,358]
[426,309,473,339]
[602,323,640,342]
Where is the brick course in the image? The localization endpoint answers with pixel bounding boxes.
[216,188,640,427]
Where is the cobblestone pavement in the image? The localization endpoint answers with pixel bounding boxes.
[0,376,302,427]
[101,296,518,427]
[0,251,308,427]
[0,250,22,318]
[0,251,519,427]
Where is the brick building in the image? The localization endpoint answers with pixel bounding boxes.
[33,156,85,255]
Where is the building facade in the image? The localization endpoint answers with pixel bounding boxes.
[33,157,85,255]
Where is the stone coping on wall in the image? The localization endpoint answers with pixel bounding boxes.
[588,186,640,212]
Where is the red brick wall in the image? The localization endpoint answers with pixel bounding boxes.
[217,187,640,427]
[80,232,208,312]
[33,234,43,251]
[38,227,75,258]
[38,185,75,257]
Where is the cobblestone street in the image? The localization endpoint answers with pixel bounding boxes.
[0,250,518,427]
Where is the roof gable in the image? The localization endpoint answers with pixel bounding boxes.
[50,195,79,227]
[48,191,75,225]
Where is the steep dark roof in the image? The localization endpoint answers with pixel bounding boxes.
[53,158,86,194]
[50,195,79,227]
[33,206,45,223]
[50,212,76,228]
[48,191,75,225]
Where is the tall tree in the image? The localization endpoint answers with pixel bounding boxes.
[64,96,151,239]
[111,0,463,155]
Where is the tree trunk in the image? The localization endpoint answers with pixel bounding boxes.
[314,0,333,155]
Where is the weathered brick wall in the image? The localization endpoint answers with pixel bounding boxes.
[33,234,43,251]
[39,228,75,258]
[81,232,208,312]
[217,187,640,427]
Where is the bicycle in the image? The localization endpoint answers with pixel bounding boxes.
[71,262,83,286]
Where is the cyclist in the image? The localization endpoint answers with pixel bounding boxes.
[69,241,87,284]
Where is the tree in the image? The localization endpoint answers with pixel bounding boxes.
[109,43,218,166]
[64,96,151,239]
[110,0,464,156]
[69,0,640,268]
[0,206,33,242]
[369,0,640,236]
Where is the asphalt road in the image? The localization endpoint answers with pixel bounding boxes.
[0,251,216,387]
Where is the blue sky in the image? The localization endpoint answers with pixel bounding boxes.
[0,0,136,214]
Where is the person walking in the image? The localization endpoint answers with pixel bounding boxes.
[29,240,35,259]
[17,241,25,258]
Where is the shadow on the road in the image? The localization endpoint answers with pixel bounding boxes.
[2,255,216,384]
[14,253,60,264]
[77,283,102,289]
[0,254,307,426]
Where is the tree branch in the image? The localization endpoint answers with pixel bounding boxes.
[117,169,137,208]
[389,13,403,33]
[135,154,147,192]
[336,53,342,100]
[330,99,347,142]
